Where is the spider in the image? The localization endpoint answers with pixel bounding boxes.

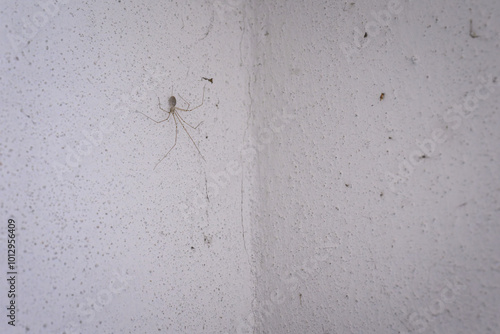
[137,86,206,169]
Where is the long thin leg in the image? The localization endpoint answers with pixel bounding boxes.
[154,114,178,169]
[176,86,205,112]
[136,96,171,123]
[157,97,169,113]
[175,111,206,161]
[137,111,170,123]
[177,94,191,111]
[175,109,203,129]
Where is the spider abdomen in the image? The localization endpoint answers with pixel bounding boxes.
[168,96,176,107]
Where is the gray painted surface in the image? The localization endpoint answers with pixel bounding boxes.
[1,0,498,333]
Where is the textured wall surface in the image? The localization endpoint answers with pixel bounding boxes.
[1,0,499,333]
[0,1,254,333]
[251,0,499,333]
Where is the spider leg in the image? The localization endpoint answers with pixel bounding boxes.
[137,111,170,123]
[175,111,205,161]
[175,109,203,129]
[154,113,178,169]
[177,93,191,111]
[157,96,170,113]
[175,86,205,112]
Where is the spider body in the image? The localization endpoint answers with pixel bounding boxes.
[168,96,176,108]
[137,86,206,169]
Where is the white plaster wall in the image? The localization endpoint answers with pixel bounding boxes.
[251,0,499,333]
[1,0,499,333]
[1,0,254,333]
